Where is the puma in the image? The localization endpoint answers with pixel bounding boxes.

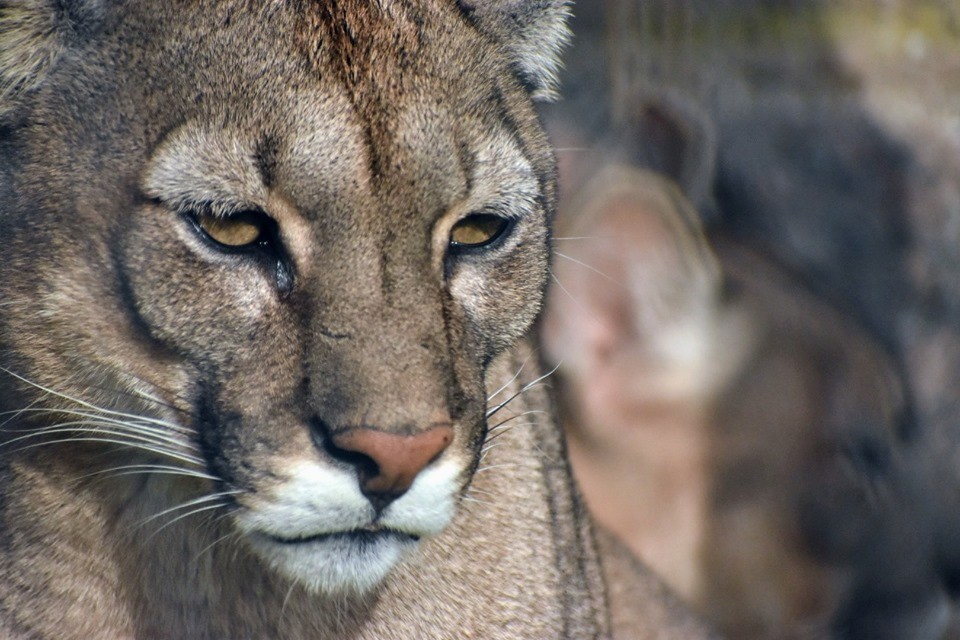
[542,94,945,639]
[0,1,712,638]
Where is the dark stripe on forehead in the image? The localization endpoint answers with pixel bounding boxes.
[254,134,280,189]
[456,140,475,197]
[292,0,429,186]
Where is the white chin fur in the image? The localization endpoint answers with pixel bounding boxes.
[236,457,464,593]
[250,530,420,595]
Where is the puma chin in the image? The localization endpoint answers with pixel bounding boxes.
[237,458,465,593]
[0,0,560,604]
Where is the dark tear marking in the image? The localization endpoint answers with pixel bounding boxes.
[112,196,183,358]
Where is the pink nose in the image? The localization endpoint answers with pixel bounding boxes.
[328,425,454,504]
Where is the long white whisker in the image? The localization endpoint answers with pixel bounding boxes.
[136,491,241,530]
[77,464,218,482]
[0,409,195,447]
[192,528,242,565]
[550,271,600,326]
[466,487,496,498]
[0,368,189,433]
[3,435,205,468]
[483,422,537,449]
[486,352,535,403]
[474,463,536,474]
[145,501,234,541]
[1,419,200,457]
[554,251,621,285]
[486,362,560,419]
[478,441,509,463]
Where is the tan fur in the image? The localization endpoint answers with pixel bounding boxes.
[0,1,711,637]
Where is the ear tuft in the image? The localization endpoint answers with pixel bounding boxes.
[458,0,571,102]
[0,0,100,116]
[0,1,59,114]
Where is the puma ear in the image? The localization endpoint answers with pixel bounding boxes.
[0,0,101,115]
[456,0,571,101]
[627,94,718,218]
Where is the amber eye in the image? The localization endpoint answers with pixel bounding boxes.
[449,213,511,250]
[193,210,267,249]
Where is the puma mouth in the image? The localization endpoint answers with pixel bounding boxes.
[247,523,422,594]
[268,527,420,546]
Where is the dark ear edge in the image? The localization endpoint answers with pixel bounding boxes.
[456,0,571,102]
[0,0,102,117]
[625,92,719,219]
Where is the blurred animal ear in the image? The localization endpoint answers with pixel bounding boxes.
[625,95,718,219]
[455,0,571,101]
[541,164,720,378]
[0,0,102,115]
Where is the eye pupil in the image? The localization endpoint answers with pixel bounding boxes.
[195,211,265,248]
[449,214,510,250]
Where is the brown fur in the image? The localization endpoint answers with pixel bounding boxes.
[0,1,712,638]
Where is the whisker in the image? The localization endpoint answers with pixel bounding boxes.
[3,434,204,468]
[466,487,496,498]
[478,441,509,464]
[483,422,537,449]
[136,491,241,531]
[76,464,218,482]
[549,270,594,321]
[553,235,622,242]
[1,418,200,456]
[77,381,189,416]
[192,527,243,565]
[0,408,194,445]
[0,368,190,434]
[486,352,535,403]
[474,462,537,474]
[487,410,548,433]
[145,500,234,542]
[280,580,300,620]
[485,363,560,420]
[553,251,621,285]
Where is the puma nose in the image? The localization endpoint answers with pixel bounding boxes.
[323,424,454,509]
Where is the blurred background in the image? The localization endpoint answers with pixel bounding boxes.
[536,2,960,638]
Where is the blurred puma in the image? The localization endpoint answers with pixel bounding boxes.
[542,99,943,639]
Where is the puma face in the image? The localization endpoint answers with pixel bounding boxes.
[0,1,560,595]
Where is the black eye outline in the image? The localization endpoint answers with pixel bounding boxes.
[187,208,275,254]
[182,205,297,294]
[448,213,515,254]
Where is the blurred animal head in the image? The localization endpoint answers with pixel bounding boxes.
[541,91,938,638]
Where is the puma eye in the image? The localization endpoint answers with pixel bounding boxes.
[192,210,268,249]
[449,213,512,251]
